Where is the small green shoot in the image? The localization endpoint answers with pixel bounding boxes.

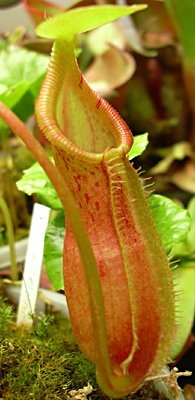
[127,132,149,160]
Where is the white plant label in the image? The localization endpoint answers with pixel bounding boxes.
[17,203,50,327]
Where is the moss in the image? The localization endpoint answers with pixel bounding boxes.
[0,298,174,400]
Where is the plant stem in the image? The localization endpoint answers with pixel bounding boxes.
[0,196,18,281]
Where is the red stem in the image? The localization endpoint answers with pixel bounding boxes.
[0,102,67,207]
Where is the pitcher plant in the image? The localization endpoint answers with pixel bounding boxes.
[0,5,175,398]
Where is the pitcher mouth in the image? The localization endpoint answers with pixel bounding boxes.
[36,98,133,164]
[36,39,133,164]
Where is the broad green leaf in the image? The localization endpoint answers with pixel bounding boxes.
[127,132,148,160]
[36,5,147,40]
[0,82,30,110]
[172,196,195,257]
[0,46,49,123]
[170,262,195,360]
[0,47,48,88]
[0,84,8,94]
[16,162,62,210]
[147,194,191,254]
[44,211,65,291]
[185,197,195,251]
[13,91,35,123]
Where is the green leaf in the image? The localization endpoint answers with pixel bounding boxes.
[36,5,147,40]
[164,0,195,60]
[185,197,195,251]
[0,46,49,121]
[127,132,148,160]
[0,82,29,110]
[170,262,195,360]
[0,46,48,89]
[16,162,62,210]
[172,196,195,257]
[44,211,65,291]
[147,194,191,254]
